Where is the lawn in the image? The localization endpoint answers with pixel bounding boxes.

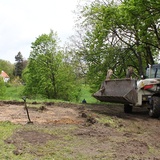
[1,84,98,104]
[79,84,98,104]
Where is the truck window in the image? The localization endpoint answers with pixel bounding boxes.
[156,69,160,78]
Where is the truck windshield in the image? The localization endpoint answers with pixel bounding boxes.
[146,67,160,78]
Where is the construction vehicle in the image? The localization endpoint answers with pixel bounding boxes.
[93,64,160,118]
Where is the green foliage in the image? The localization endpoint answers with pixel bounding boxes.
[0,77,25,101]
[0,77,6,97]
[14,52,24,78]
[0,59,14,79]
[3,85,24,101]
[54,62,81,101]
[0,82,98,104]
[11,76,23,86]
[74,0,160,88]
[23,30,81,101]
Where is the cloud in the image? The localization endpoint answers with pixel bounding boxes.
[0,0,78,63]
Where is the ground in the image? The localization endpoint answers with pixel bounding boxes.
[1,101,160,160]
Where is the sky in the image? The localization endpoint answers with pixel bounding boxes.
[0,0,79,63]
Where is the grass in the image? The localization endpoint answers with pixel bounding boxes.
[0,122,61,159]
[0,121,22,160]
[2,85,24,101]
[79,84,98,104]
[97,115,119,128]
[0,84,98,104]
[0,123,94,160]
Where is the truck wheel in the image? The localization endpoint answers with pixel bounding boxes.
[124,104,133,113]
[149,96,160,118]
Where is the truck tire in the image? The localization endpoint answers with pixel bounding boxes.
[124,104,133,113]
[149,96,160,118]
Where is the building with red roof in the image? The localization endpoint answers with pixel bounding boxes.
[0,70,10,82]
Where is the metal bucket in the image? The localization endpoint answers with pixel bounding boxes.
[93,79,138,104]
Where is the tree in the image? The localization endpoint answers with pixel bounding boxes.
[23,30,81,101]
[0,59,14,80]
[15,52,24,77]
[74,0,160,90]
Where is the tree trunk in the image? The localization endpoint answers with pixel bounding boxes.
[145,45,154,65]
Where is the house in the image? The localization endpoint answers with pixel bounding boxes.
[0,70,10,82]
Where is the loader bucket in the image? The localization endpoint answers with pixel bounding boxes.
[93,79,138,104]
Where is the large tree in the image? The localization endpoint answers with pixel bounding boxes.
[73,0,160,89]
[23,30,81,101]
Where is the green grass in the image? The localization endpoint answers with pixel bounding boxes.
[0,123,93,160]
[0,84,98,104]
[1,85,24,101]
[0,122,23,160]
[79,84,98,104]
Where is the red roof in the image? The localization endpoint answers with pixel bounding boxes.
[1,71,9,78]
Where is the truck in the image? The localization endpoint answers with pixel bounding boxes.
[93,64,160,118]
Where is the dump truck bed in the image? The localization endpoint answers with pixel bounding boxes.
[93,79,138,104]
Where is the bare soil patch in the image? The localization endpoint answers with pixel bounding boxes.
[0,101,83,124]
[1,101,160,159]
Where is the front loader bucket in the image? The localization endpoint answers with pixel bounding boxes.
[93,79,138,104]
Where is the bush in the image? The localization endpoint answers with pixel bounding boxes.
[0,77,6,97]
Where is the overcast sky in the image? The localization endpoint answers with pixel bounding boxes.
[0,0,79,63]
